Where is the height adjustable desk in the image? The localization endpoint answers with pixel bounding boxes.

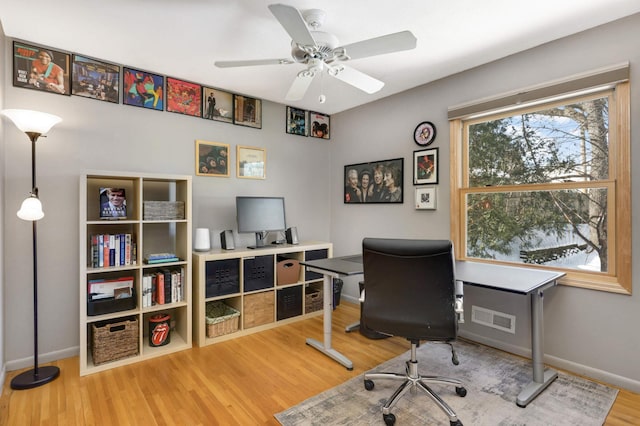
[455,261,565,407]
[300,255,364,371]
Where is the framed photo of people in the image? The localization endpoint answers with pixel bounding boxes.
[196,140,230,177]
[72,54,120,103]
[166,77,202,117]
[202,87,234,124]
[413,148,439,185]
[13,41,71,96]
[234,95,262,129]
[309,111,330,139]
[344,158,404,203]
[123,67,164,111]
[286,106,308,136]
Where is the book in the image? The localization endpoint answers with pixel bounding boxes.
[99,187,127,219]
[145,257,180,264]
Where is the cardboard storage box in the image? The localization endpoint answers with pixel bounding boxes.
[276,258,300,285]
[243,291,274,329]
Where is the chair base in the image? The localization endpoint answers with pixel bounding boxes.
[364,343,466,426]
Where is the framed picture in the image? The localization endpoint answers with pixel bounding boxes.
[286,106,308,136]
[234,95,262,128]
[196,140,230,177]
[344,158,404,203]
[123,67,164,111]
[166,77,202,117]
[72,54,120,103]
[415,187,437,210]
[413,148,439,185]
[237,145,266,179]
[13,41,71,95]
[202,86,234,123]
[309,111,330,139]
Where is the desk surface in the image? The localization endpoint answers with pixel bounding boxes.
[300,255,364,276]
[455,261,565,294]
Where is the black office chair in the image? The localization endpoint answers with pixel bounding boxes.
[362,238,466,426]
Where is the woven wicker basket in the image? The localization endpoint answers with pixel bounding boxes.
[206,301,240,338]
[91,317,139,365]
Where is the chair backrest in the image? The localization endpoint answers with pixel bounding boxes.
[361,238,457,341]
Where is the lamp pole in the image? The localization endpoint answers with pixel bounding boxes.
[10,132,60,390]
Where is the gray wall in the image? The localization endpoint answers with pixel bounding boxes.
[0,22,6,394]
[330,13,640,392]
[2,13,640,394]
[1,39,332,371]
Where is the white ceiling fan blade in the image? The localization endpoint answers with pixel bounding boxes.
[215,58,293,68]
[330,65,384,94]
[286,71,315,100]
[268,3,316,47]
[337,31,417,61]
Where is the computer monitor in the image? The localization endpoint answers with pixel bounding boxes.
[236,196,286,248]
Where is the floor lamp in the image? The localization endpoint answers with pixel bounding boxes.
[1,109,62,390]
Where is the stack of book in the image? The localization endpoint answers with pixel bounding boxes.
[89,233,136,268]
[144,253,180,264]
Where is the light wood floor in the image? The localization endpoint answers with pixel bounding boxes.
[1,302,639,425]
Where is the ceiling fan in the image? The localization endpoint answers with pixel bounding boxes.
[214,3,417,101]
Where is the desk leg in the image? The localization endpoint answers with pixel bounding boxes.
[306,274,354,370]
[517,287,558,407]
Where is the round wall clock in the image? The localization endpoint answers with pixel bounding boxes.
[414,121,436,146]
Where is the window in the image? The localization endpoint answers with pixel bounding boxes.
[450,76,630,294]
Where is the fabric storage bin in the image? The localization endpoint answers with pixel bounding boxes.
[277,286,303,320]
[206,301,240,337]
[276,258,300,285]
[91,317,139,365]
[205,258,240,297]
[243,255,274,291]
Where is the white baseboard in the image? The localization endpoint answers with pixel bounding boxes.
[0,364,5,397]
[459,330,640,394]
[5,346,79,372]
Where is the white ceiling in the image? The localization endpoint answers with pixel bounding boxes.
[2,0,640,115]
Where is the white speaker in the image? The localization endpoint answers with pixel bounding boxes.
[220,230,235,250]
[194,228,211,252]
[285,227,299,245]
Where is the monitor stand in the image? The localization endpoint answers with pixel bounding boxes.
[247,231,268,249]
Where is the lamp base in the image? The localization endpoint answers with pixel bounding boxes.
[10,365,60,390]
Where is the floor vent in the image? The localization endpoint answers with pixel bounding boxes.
[471,305,516,334]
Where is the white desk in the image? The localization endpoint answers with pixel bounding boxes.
[300,255,363,371]
[455,260,565,407]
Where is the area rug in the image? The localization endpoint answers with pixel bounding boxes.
[275,340,617,425]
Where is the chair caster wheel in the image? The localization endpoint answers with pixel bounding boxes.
[364,379,374,391]
[456,386,467,397]
[450,420,463,426]
[383,413,396,425]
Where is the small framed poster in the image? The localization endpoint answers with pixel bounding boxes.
[202,86,234,123]
[196,140,230,177]
[234,95,262,128]
[413,148,438,185]
[415,187,437,210]
[72,54,120,103]
[123,67,164,111]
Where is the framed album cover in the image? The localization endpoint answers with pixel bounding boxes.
[13,41,71,95]
[237,145,266,179]
[413,148,438,185]
[309,111,330,139]
[123,67,164,111]
[286,106,308,136]
[202,86,234,123]
[415,187,437,210]
[196,140,230,177]
[166,77,202,117]
[72,54,120,103]
[234,95,262,128]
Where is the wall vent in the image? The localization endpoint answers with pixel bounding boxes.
[471,305,516,334]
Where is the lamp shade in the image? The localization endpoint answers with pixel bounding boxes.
[1,109,62,134]
[17,195,45,221]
